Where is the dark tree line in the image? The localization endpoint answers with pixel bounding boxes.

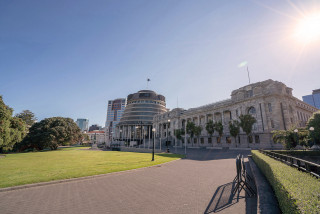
[1,96,82,153]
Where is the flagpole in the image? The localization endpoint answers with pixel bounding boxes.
[247,66,251,84]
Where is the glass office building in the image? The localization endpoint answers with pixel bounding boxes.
[76,118,89,132]
[105,98,126,140]
[302,89,320,109]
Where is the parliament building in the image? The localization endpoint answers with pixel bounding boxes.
[152,79,318,149]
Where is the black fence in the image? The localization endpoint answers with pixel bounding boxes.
[259,150,320,179]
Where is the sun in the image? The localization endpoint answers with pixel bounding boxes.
[294,13,320,44]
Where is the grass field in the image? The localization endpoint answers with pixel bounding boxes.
[0,147,183,188]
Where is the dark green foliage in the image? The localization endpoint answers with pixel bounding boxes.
[272,128,310,149]
[307,111,320,145]
[229,120,240,144]
[239,114,256,143]
[174,128,185,140]
[273,150,320,157]
[0,96,27,152]
[214,121,223,138]
[205,120,215,137]
[19,117,82,151]
[194,125,202,139]
[252,150,320,214]
[15,110,37,127]
[186,121,196,138]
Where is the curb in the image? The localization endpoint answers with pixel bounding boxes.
[248,156,281,214]
[0,158,181,193]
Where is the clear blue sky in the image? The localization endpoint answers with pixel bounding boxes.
[1,0,319,126]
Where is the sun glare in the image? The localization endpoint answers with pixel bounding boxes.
[294,13,320,44]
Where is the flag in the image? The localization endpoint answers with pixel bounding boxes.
[238,61,248,68]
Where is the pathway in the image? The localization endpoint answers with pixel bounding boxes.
[0,149,256,214]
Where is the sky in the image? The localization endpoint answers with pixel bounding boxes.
[1,0,320,127]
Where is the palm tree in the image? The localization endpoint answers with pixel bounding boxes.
[174,128,185,145]
[214,121,223,143]
[229,120,240,147]
[186,121,196,146]
[194,125,202,145]
[239,114,257,146]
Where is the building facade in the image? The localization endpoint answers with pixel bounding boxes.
[115,90,167,144]
[86,130,106,145]
[153,80,318,149]
[76,118,89,132]
[89,124,102,132]
[302,89,320,109]
[105,98,126,142]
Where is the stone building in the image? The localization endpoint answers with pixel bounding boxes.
[153,79,318,149]
[86,130,106,145]
[115,90,167,144]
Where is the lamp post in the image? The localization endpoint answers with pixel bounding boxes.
[294,129,298,147]
[110,131,113,146]
[309,127,314,145]
[166,119,170,152]
[120,129,122,146]
[152,128,156,161]
[184,121,187,156]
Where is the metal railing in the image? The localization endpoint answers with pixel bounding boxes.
[259,150,320,179]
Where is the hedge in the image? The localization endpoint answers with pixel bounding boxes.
[252,150,320,214]
[272,150,320,157]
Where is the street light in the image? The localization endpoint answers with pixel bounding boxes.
[152,128,156,161]
[309,127,315,145]
[294,129,299,146]
[166,119,170,152]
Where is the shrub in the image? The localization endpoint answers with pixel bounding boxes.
[252,150,320,214]
[273,150,320,157]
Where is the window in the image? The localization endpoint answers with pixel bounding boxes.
[245,90,253,98]
[226,137,231,143]
[208,138,212,144]
[268,103,272,112]
[194,138,197,144]
[248,107,256,114]
[255,135,260,143]
[217,137,221,143]
[236,109,239,117]
[200,138,204,144]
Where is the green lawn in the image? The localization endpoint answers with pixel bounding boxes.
[0,147,183,188]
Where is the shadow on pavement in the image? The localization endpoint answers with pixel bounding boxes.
[204,182,240,213]
[172,148,252,161]
[204,161,257,214]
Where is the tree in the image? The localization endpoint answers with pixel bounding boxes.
[239,114,257,144]
[174,128,185,141]
[271,128,308,150]
[19,117,82,151]
[186,121,196,144]
[205,120,215,138]
[194,125,202,144]
[229,120,240,145]
[0,96,27,152]
[214,121,223,143]
[15,110,37,127]
[307,111,320,145]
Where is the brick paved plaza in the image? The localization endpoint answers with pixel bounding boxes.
[0,149,256,214]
